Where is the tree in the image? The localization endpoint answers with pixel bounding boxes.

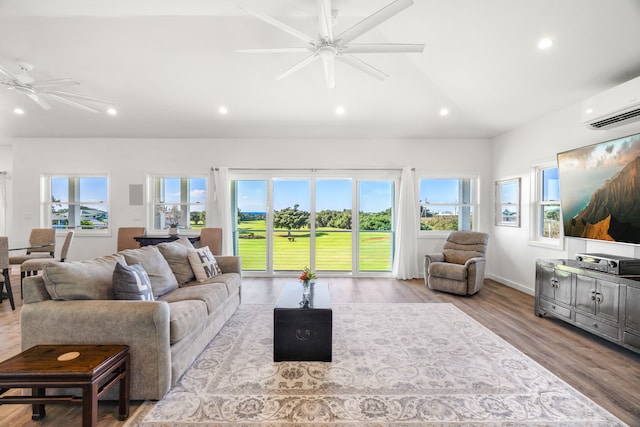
[360,208,391,231]
[273,204,309,236]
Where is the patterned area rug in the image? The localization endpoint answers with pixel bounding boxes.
[136,303,625,426]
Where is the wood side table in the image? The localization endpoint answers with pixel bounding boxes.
[0,344,130,426]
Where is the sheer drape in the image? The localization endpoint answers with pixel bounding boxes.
[211,167,233,255]
[392,166,420,279]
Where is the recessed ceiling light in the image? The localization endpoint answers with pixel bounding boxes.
[219,106,228,115]
[107,108,117,115]
[336,106,345,115]
[439,108,449,117]
[13,107,24,115]
[585,108,593,114]
[538,37,553,50]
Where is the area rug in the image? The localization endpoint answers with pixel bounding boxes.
[136,303,626,426]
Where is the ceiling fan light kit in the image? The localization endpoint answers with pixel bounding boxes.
[0,61,114,113]
[237,0,424,88]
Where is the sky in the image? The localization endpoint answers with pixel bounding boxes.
[237,179,395,213]
[51,177,207,210]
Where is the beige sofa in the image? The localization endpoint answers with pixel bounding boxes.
[20,237,241,400]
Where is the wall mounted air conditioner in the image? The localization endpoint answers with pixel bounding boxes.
[581,75,640,130]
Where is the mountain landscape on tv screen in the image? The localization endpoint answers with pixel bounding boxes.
[564,156,640,243]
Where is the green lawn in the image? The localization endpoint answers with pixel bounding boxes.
[237,220,392,272]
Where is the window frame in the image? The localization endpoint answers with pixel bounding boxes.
[148,174,208,235]
[418,175,477,237]
[41,173,111,236]
[529,162,563,249]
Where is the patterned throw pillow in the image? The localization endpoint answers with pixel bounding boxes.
[112,262,155,301]
[187,246,222,282]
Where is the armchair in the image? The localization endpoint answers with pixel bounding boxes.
[424,231,489,296]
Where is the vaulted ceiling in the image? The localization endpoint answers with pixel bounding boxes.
[1,0,639,139]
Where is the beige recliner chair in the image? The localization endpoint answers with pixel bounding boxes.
[424,231,489,296]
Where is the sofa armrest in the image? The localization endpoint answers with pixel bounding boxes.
[465,256,487,295]
[21,299,172,400]
[22,275,51,304]
[214,255,242,275]
[423,253,445,286]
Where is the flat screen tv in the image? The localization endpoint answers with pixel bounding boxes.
[557,132,640,244]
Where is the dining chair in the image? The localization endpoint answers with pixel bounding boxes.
[9,228,56,266]
[20,231,74,297]
[0,236,16,310]
[199,228,222,255]
[117,227,146,251]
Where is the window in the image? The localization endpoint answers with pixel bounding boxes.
[419,178,474,232]
[43,175,110,234]
[530,165,562,247]
[232,171,397,275]
[151,176,207,232]
[495,178,520,227]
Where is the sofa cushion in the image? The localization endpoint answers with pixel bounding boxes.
[187,247,222,282]
[158,282,228,316]
[429,262,468,281]
[121,246,179,297]
[183,272,242,299]
[43,254,124,300]
[113,262,155,301]
[443,249,483,265]
[157,237,196,285]
[167,300,207,344]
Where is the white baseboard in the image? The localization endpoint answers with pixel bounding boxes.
[485,273,534,296]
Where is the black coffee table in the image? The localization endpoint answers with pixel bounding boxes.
[273,282,332,362]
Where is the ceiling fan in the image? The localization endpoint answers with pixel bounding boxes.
[0,61,113,113]
[237,0,424,88]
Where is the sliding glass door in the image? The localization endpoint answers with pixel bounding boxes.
[232,172,395,275]
[315,179,352,272]
[272,179,310,272]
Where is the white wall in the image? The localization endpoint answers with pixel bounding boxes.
[6,137,492,266]
[0,144,11,235]
[490,104,640,294]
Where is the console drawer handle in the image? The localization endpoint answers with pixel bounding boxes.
[296,329,311,341]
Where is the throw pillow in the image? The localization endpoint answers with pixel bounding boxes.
[187,246,222,282]
[112,262,155,301]
[43,254,125,300]
[121,245,179,297]
[157,237,196,285]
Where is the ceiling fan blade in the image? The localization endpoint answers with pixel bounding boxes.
[320,51,336,88]
[338,54,388,81]
[0,63,20,83]
[26,93,53,110]
[237,47,312,53]
[43,93,101,113]
[276,54,319,81]
[318,0,334,42]
[238,3,316,45]
[31,78,80,88]
[342,43,424,53]
[336,0,414,45]
[40,89,113,104]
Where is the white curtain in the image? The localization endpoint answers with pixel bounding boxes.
[211,167,233,255]
[392,166,420,279]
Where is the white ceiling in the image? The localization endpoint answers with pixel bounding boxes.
[1,0,639,139]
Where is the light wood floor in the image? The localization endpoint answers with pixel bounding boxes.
[1,272,639,426]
